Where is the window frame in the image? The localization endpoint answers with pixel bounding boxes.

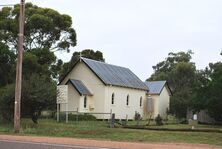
[84,96,87,108]
[140,96,142,107]
[111,93,115,105]
[126,94,129,106]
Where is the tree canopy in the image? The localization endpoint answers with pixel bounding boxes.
[0,42,16,87]
[192,61,222,121]
[149,50,222,122]
[0,4,106,123]
[0,3,77,123]
[148,50,196,118]
[0,3,76,52]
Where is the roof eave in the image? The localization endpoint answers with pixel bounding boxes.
[58,58,81,85]
[65,79,93,96]
[106,83,148,91]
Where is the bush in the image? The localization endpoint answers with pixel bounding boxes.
[0,84,15,122]
[55,113,97,121]
[155,114,163,126]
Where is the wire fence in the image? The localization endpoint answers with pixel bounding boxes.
[57,108,113,125]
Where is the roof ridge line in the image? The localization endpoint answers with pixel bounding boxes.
[81,57,132,70]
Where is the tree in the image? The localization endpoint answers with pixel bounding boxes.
[148,50,196,118]
[149,50,194,88]
[59,49,105,80]
[0,3,77,123]
[0,3,76,52]
[22,48,57,79]
[21,75,56,121]
[0,42,16,87]
[193,61,222,121]
[169,62,196,118]
[0,84,15,122]
[0,74,56,123]
[0,3,77,80]
[206,62,222,121]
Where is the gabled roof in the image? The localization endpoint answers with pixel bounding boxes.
[81,57,148,91]
[145,80,172,95]
[66,79,92,96]
[60,57,148,91]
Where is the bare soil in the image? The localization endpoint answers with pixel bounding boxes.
[0,134,221,149]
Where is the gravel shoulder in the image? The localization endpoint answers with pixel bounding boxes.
[0,134,221,149]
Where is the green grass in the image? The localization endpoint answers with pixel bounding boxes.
[0,119,222,146]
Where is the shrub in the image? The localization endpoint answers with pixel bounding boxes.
[0,84,15,122]
[155,114,163,126]
[55,113,97,121]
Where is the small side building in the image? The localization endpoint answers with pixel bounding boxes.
[144,81,172,118]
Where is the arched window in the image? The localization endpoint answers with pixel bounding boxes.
[126,94,129,106]
[84,96,87,108]
[140,97,142,107]
[111,93,115,105]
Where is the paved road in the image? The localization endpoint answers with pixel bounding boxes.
[0,140,112,149]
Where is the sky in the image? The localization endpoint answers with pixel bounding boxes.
[2,0,222,81]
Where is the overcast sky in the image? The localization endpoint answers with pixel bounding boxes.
[3,0,222,80]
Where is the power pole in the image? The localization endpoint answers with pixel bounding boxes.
[14,0,25,133]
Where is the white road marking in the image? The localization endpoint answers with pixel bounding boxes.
[0,139,113,149]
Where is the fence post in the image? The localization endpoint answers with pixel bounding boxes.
[110,109,112,120]
[108,109,112,124]
[57,104,59,122]
[125,114,128,126]
[76,108,79,122]
[65,103,68,123]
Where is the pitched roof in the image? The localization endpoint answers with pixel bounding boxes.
[66,79,92,96]
[60,57,148,91]
[144,80,170,95]
[81,57,148,90]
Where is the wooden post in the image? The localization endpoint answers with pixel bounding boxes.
[57,104,59,122]
[108,109,112,124]
[65,103,68,123]
[76,108,79,122]
[14,0,25,133]
[125,114,128,126]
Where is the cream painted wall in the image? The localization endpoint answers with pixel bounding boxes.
[60,82,80,112]
[149,85,170,118]
[158,86,170,118]
[105,86,147,119]
[78,96,93,112]
[60,61,106,116]
[150,95,159,118]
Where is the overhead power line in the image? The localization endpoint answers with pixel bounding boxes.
[0,4,15,7]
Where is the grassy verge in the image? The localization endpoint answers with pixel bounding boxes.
[0,119,222,146]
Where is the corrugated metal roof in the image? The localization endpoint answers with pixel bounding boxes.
[144,81,166,94]
[81,57,148,90]
[66,79,92,96]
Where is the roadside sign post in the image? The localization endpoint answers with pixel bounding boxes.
[56,85,68,123]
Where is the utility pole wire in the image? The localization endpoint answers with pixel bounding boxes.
[0,4,15,6]
[14,0,25,133]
